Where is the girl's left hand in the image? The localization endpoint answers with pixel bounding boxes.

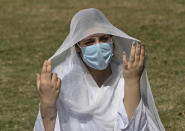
[122,42,145,82]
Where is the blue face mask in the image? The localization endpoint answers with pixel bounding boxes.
[78,42,113,70]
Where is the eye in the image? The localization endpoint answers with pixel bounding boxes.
[83,39,95,46]
[85,41,91,44]
[101,36,110,42]
[85,41,93,45]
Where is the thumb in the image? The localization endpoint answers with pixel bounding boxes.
[36,73,41,91]
[56,78,61,90]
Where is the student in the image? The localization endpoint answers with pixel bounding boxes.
[34,8,165,131]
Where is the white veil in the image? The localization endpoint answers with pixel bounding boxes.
[46,8,165,131]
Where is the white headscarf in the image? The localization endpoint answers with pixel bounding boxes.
[48,8,165,131]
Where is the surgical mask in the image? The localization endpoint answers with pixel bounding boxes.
[78,42,113,70]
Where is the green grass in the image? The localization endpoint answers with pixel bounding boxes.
[0,0,185,130]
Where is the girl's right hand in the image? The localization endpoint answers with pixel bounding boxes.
[36,60,61,107]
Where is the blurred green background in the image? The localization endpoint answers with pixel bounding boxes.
[0,0,185,130]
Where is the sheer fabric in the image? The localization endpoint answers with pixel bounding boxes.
[34,8,165,131]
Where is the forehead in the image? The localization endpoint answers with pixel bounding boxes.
[81,33,109,41]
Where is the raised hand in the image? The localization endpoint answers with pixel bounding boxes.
[122,42,145,81]
[122,41,145,121]
[36,60,61,107]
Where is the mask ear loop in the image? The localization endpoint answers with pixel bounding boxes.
[111,36,115,57]
[77,42,82,49]
[75,42,83,57]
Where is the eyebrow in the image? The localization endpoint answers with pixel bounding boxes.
[100,35,110,38]
[81,38,95,43]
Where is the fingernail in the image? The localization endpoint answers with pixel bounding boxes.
[132,41,134,46]
[122,51,126,55]
[133,41,136,47]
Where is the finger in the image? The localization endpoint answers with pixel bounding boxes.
[46,61,52,79]
[139,44,145,66]
[46,60,52,73]
[42,60,47,73]
[134,42,141,65]
[122,51,128,70]
[56,78,61,90]
[129,41,136,64]
[51,73,57,87]
[36,73,41,91]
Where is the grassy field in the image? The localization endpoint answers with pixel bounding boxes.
[0,0,185,130]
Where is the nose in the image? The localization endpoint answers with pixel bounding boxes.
[94,38,100,45]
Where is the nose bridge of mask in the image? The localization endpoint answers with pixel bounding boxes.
[80,42,102,56]
[78,41,113,52]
